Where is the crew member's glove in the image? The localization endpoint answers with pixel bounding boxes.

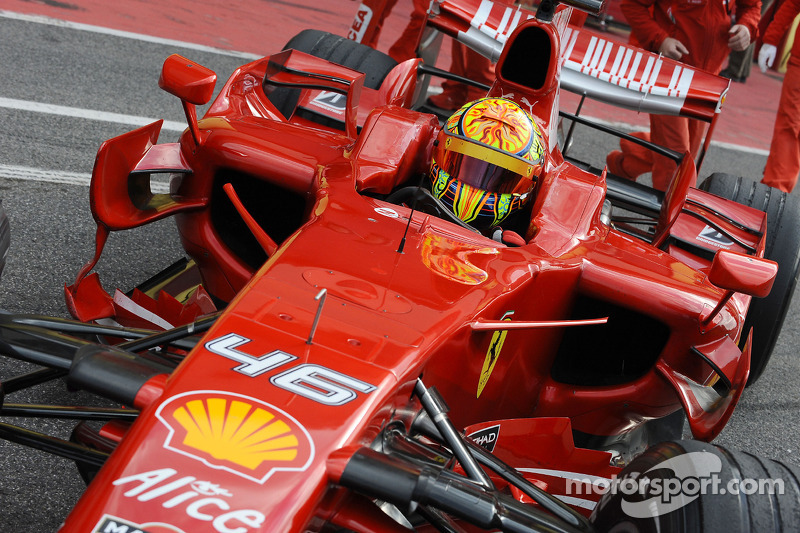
[728,25,751,51]
[759,44,777,73]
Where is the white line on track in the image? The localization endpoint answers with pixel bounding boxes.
[0,97,187,132]
[0,10,261,60]
[0,163,169,192]
[708,139,769,157]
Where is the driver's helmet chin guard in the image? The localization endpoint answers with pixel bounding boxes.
[431,97,545,230]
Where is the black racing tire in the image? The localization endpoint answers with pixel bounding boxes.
[267,30,398,124]
[0,199,9,278]
[283,30,398,89]
[698,173,800,385]
[591,439,800,532]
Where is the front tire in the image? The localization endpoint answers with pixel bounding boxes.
[698,173,800,384]
[591,440,800,532]
[267,30,398,124]
[283,30,398,89]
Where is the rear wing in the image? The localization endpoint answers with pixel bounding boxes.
[423,0,729,123]
[560,28,730,122]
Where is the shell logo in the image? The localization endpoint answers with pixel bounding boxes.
[156,391,314,484]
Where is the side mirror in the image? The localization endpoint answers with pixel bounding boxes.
[159,54,217,148]
[708,249,777,298]
[159,54,216,105]
[702,250,778,327]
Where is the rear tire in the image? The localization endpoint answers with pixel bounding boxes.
[698,173,800,384]
[591,440,800,532]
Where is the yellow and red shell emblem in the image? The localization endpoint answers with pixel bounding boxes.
[156,391,314,484]
[444,97,544,163]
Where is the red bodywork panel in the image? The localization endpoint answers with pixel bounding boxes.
[59,8,771,532]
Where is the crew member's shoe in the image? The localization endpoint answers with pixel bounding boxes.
[606,150,636,181]
[425,91,466,112]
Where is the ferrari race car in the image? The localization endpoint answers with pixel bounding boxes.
[1,0,800,531]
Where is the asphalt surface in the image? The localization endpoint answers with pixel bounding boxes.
[0,4,798,532]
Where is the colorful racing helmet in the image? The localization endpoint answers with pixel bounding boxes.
[431,97,545,230]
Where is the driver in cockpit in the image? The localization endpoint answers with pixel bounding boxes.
[429,97,545,243]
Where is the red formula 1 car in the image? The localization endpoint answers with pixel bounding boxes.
[1,0,800,531]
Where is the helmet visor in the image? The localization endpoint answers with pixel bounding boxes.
[439,135,538,195]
